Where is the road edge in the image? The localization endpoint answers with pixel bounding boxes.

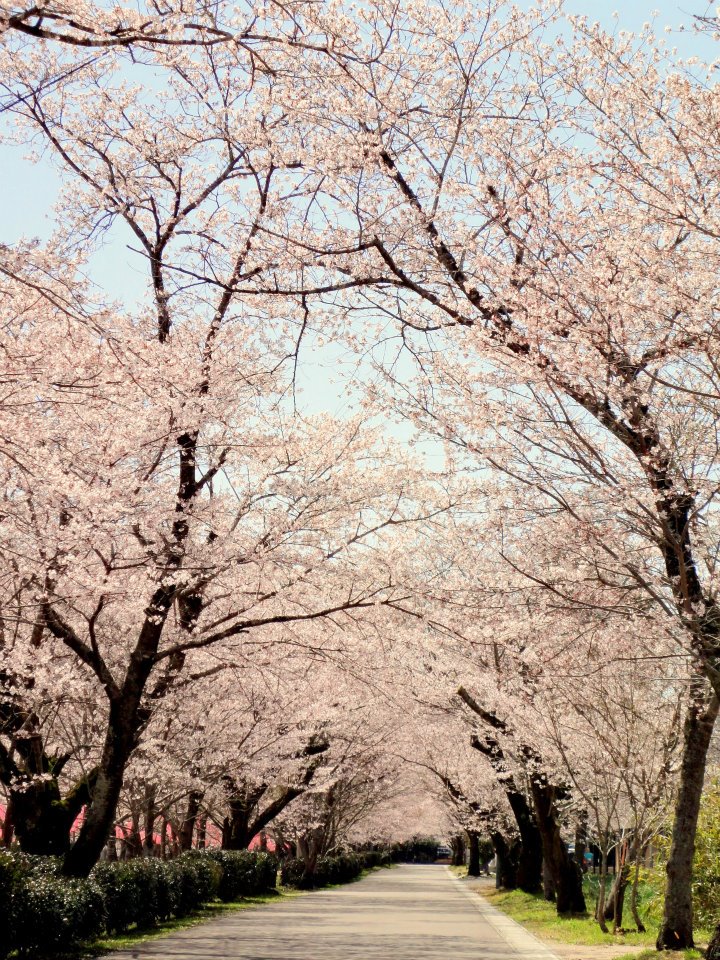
[446,868,562,960]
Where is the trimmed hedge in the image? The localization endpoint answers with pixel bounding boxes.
[0,852,104,958]
[280,849,387,889]
[359,849,392,869]
[12,873,105,956]
[0,848,273,956]
[279,856,309,888]
[0,846,384,955]
[92,853,224,932]
[202,850,277,902]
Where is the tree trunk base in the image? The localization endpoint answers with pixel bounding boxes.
[705,924,720,960]
[656,923,694,952]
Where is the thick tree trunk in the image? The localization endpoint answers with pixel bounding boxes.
[461,692,542,894]
[12,777,72,855]
[531,781,586,914]
[656,681,719,950]
[13,767,98,857]
[179,790,202,851]
[450,834,466,867]
[222,794,253,850]
[492,832,519,890]
[613,867,629,931]
[506,791,543,894]
[62,695,145,877]
[542,856,556,902]
[467,831,481,877]
[706,925,720,960]
[126,809,142,859]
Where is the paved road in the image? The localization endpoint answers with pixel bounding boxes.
[110,864,558,959]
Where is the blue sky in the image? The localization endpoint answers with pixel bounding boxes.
[566,0,714,30]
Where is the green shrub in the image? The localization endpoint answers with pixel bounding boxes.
[282,851,363,889]
[324,852,362,884]
[204,850,277,901]
[360,849,391,869]
[177,852,222,911]
[280,857,308,888]
[0,850,30,958]
[92,858,181,931]
[92,860,145,934]
[2,847,271,951]
[12,873,105,956]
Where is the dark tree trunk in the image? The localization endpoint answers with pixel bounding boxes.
[160,816,169,859]
[62,689,148,877]
[197,815,207,849]
[542,856,556,902]
[492,832,519,890]
[531,781,586,914]
[142,787,157,857]
[169,823,180,858]
[126,809,142,859]
[12,778,72,855]
[13,768,98,857]
[604,858,630,926]
[706,925,720,960]
[460,688,543,895]
[596,847,610,933]
[222,764,317,852]
[467,831,481,877]
[222,787,257,850]
[506,790,543,894]
[179,790,202,851]
[450,834,466,867]
[630,855,645,932]
[656,681,719,950]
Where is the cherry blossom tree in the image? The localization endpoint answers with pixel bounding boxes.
[3,5,720,950]
[263,4,720,944]
[0,11,460,874]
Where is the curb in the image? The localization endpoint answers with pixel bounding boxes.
[447,869,562,960]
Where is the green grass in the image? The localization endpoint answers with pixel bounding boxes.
[614,951,702,960]
[478,873,712,956]
[483,885,653,948]
[480,874,659,949]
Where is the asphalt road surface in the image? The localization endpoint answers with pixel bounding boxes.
[108,863,559,960]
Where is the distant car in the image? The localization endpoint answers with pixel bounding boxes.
[436,845,451,858]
